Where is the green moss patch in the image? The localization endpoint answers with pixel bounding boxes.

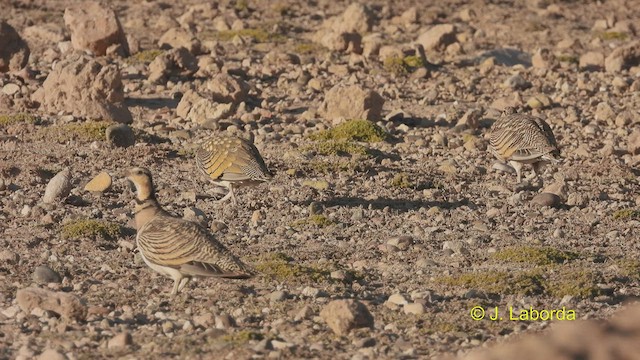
[390,172,414,189]
[493,246,579,266]
[616,259,640,280]
[556,54,578,64]
[62,219,121,240]
[254,252,331,282]
[612,209,640,220]
[383,55,425,75]
[304,140,369,156]
[126,49,163,65]
[597,31,628,41]
[310,120,387,143]
[545,270,604,298]
[0,113,38,127]
[39,121,113,143]
[436,270,545,296]
[293,42,326,55]
[221,330,263,345]
[291,214,334,229]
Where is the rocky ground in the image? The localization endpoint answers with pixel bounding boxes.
[1,0,640,359]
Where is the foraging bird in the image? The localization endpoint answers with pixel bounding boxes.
[489,107,561,183]
[195,135,272,205]
[126,167,252,295]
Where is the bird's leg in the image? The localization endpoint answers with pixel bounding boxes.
[177,277,191,292]
[509,161,523,183]
[216,188,233,204]
[230,186,237,206]
[171,278,181,295]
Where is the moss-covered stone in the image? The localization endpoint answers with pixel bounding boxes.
[0,113,38,127]
[616,259,640,280]
[436,270,545,296]
[254,252,330,282]
[493,246,579,266]
[598,31,628,40]
[221,330,263,345]
[294,42,326,55]
[125,49,163,65]
[310,119,387,143]
[39,121,113,142]
[557,54,579,63]
[383,55,425,75]
[612,209,640,220]
[304,140,369,156]
[291,214,334,228]
[545,270,604,299]
[390,172,414,189]
[62,219,121,240]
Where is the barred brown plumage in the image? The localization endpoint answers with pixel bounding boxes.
[126,167,252,295]
[489,107,561,183]
[195,135,272,205]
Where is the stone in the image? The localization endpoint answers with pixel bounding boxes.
[312,4,373,52]
[37,349,67,360]
[158,27,202,55]
[2,83,20,96]
[294,305,314,321]
[269,291,288,302]
[531,192,562,207]
[320,299,374,336]
[148,47,198,84]
[32,53,132,123]
[0,20,30,72]
[64,1,129,56]
[531,48,553,68]
[319,84,384,122]
[215,313,235,329]
[43,168,72,204]
[176,74,249,124]
[16,287,87,321]
[386,236,413,250]
[387,293,408,306]
[628,129,640,155]
[594,102,615,123]
[32,265,62,284]
[84,172,112,192]
[605,41,640,73]
[456,109,482,129]
[108,332,132,348]
[403,302,426,315]
[415,24,457,52]
[106,124,135,148]
[0,249,19,264]
[579,51,604,71]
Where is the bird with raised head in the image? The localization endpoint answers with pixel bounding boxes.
[126,167,252,295]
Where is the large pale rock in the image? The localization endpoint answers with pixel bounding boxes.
[148,47,198,84]
[43,168,72,204]
[312,3,374,52]
[64,1,129,56]
[605,41,640,73]
[319,84,384,122]
[0,20,30,72]
[16,287,87,321]
[176,73,248,124]
[158,27,203,55]
[84,172,112,192]
[416,24,457,52]
[320,299,374,336]
[33,53,132,123]
[579,51,604,71]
